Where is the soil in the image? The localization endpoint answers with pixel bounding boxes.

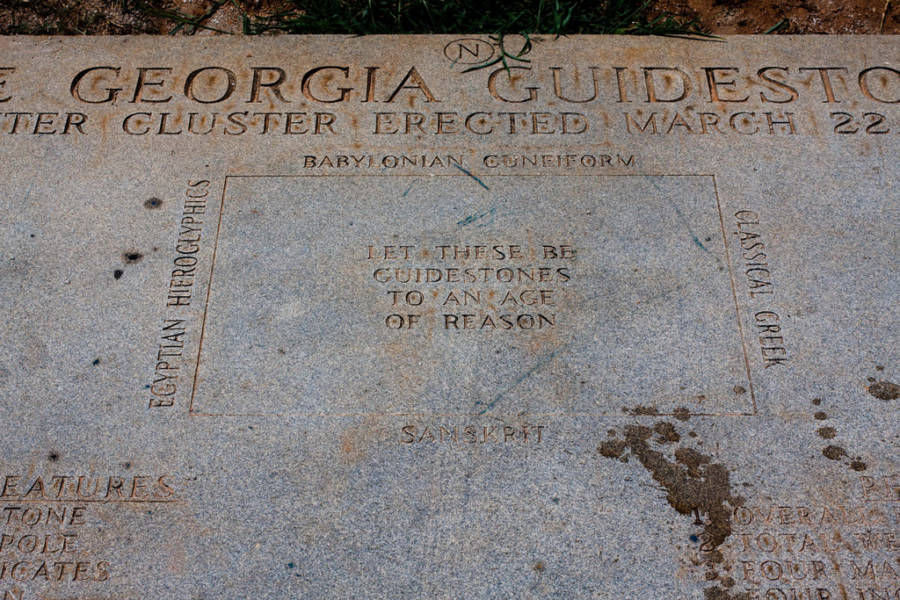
[652,0,898,34]
[1,0,897,35]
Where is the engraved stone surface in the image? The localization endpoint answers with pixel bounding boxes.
[0,35,897,600]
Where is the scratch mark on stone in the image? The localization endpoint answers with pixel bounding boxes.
[453,163,490,190]
[457,207,496,228]
[475,347,561,415]
[669,198,710,253]
[645,176,713,255]
[401,183,414,198]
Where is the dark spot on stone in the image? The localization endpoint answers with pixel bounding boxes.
[822,445,847,460]
[811,398,821,406]
[674,447,710,476]
[598,439,627,460]
[627,405,659,416]
[144,197,162,209]
[817,427,836,439]
[653,422,680,444]
[29,234,34,238]
[850,459,867,472]
[123,252,143,263]
[704,237,712,242]
[813,411,827,420]
[690,534,699,543]
[867,377,876,383]
[123,462,131,469]
[533,560,545,573]
[551,497,559,504]
[721,577,735,588]
[689,431,698,437]
[705,571,718,580]
[598,424,742,570]
[704,586,750,600]
[48,452,59,462]
[277,348,286,355]
[732,385,746,395]
[875,365,884,371]
[113,269,123,280]
[287,562,294,569]
[673,407,691,421]
[92,358,100,366]
[867,381,900,401]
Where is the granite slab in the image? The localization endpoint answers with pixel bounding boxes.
[0,35,897,600]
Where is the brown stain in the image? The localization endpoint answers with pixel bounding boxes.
[822,445,847,460]
[340,435,354,456]
[867,380,900,401]
[673,407,691,422]
[598,421,745,599]
[704,587,749,600]
[816,427,836,439]
[654,422,680,444]
[625,405,659,416]
[598,439,627,461]
[813,411,828,420]
[338,421,377,466]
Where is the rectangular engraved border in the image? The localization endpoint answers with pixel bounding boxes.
[188,173,756,418]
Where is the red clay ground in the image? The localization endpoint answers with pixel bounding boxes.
[0,0,897,34]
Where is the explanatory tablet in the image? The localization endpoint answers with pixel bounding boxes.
[0,35,897,600]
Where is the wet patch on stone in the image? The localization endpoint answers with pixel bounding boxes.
[867,380,900,401]
[597,421,744,598]
[810,399,867,471]
[822,445,847,460]
[673,407,692,421]
[816,427,836,439]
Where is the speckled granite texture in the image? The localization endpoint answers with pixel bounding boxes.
[0,36,897,600]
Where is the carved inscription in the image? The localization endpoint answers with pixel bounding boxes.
[0,59,896,137]
[0,473,177,597]
[191,174,751,416]
[147,180,211,408]
[369,243,575,332]
[726,480,900,600]
[734,210,790,369]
